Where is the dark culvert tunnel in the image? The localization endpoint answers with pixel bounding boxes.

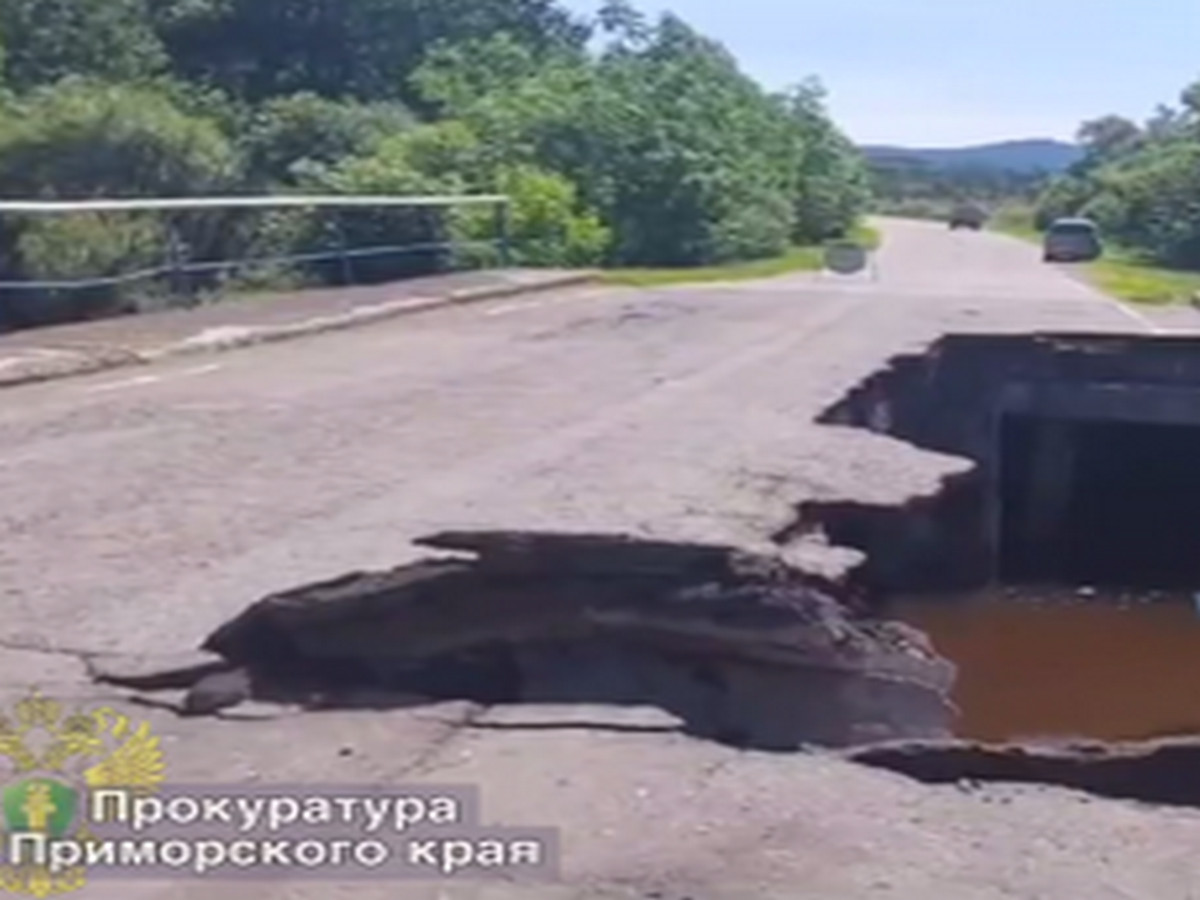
[809,332,1200,594]
[999,413,1200,589]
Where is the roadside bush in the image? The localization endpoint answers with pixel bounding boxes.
[1077,191,1129,235]
[0,80,241,326]
[1102,144,1200,267]
[1033,176,1096,229]
[302,143,461,282]
[383,121,493,188]
[452,164,610,267]
[0,79,239,199]
[242,93,415,187]
[0,0,166,91]
[1,212,165,327]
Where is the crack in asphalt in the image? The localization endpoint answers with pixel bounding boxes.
[0,636,98,661]
[394,704,490,778]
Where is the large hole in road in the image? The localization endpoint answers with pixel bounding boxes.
[798,331,1200,807]
[96,332,1200,809]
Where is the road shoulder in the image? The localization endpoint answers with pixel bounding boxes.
[0,268,596,389]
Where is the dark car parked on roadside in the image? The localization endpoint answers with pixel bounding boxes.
[1043,217,1103,262]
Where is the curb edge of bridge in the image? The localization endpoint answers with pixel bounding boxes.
[0,270,600,391]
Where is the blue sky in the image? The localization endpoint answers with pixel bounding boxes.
[561,0,1200,147]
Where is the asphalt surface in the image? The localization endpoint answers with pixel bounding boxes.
[3,218,1199,899]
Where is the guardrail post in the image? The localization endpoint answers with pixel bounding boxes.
[495,200,512,268]
[165,224,187,299]
[333,212,355,286]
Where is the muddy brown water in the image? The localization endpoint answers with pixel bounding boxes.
[890,589,1200,744]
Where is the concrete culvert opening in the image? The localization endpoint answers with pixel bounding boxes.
[999,414,1200,588]
[813,332,1200,595]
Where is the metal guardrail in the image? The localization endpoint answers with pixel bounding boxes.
[0,194,513,293]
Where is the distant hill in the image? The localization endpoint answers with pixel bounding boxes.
[860,139,1083,173]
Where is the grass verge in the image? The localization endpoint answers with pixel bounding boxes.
[853,223,883,250]
[598,224,882,287]
[1087,252,1200,306]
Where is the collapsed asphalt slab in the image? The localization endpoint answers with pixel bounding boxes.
[93,530,958,751]
[86,529,1200,812]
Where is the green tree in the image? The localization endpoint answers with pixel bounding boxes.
[1073,115,1142,171]
[1181,81,1200,118]
[0,0,166,91]
[411,33,556,118]
[411,13,850,266]
[242,93,414,186]
[1145,103,1185,142]
[0,80,240,326]
[780,79,870,241]
[595,0,650,48]
[1035,75,1200,269]
[1034,175,1096,229]
[0,79,238,198]
[152,0,590,109]
[1102,142,1200,266]
[300,138,461,282]
[454,164,610,267]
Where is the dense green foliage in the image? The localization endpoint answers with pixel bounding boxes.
[1033,84,1200,269]
[0,0,870,328]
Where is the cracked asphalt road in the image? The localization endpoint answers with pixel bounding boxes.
[2,219,1199,899]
